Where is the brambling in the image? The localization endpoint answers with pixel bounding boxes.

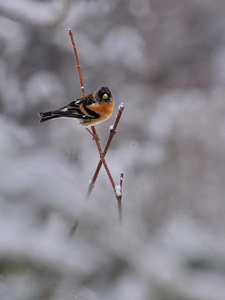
[39,87,114,127]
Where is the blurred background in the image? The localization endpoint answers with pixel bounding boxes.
[1,0,225,299]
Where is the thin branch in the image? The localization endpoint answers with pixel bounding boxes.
[68,29,85,97]
[69,29,100,144]
[91,126,116,190]
[69,220,79,238]
[86,104,124,200]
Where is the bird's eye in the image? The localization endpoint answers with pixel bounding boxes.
[102,93,108,100]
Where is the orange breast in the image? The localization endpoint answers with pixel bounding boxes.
[88,101,115,117]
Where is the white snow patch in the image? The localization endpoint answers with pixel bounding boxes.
[118,103,124,110]
[115,184,121,197]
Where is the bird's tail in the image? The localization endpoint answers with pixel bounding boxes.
[39,110,66,123]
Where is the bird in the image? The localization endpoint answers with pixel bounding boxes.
[39,87,114,127]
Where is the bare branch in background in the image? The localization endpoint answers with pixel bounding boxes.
[0,0,73,29]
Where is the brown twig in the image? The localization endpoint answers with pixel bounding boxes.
[86,104,124,200]
[69,29,101,141]
[68,29,85,97]
[91,125,116,186]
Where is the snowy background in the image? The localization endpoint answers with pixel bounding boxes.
[1,0,225,299]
